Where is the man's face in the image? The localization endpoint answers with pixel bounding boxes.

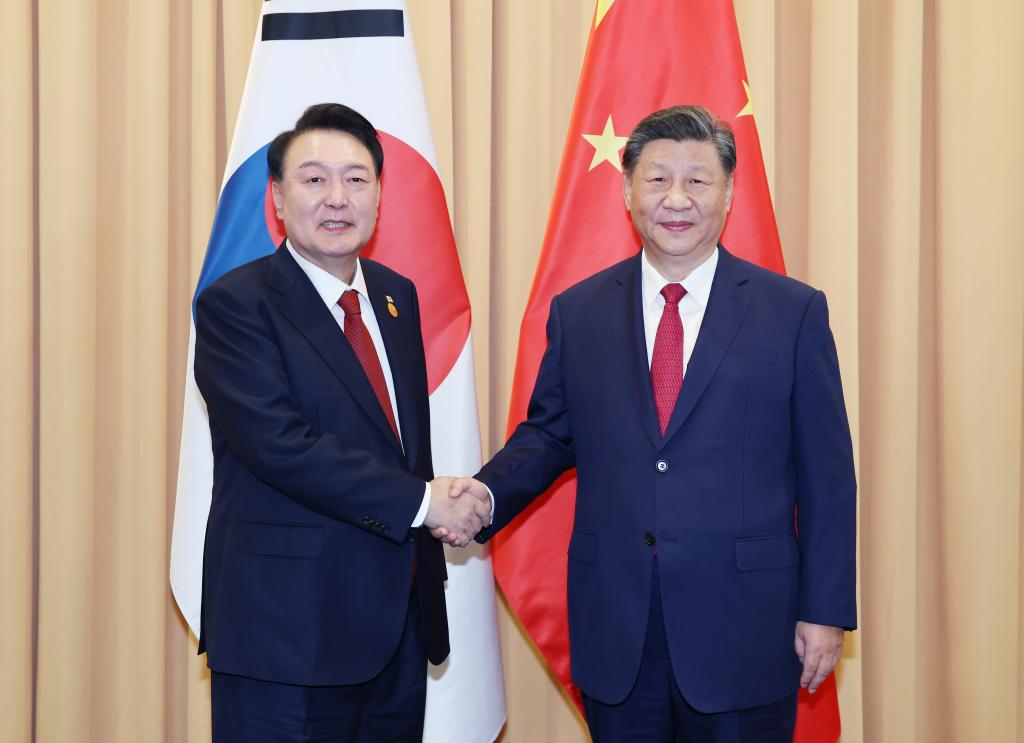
[272,129,380,278]
[623,138,733,274]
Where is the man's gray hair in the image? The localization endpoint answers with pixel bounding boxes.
[622,105,736,177]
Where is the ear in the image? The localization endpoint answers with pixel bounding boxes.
[271,180,284,218]
[623,172,633,210]
[725,175,735,211]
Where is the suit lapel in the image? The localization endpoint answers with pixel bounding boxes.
[268,248,405,458]
[660,247,750,443]
[363,261,420,468]
[610,254,662,448]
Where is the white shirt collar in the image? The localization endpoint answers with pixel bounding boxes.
[641,246,719,310]
[286,240,368,308]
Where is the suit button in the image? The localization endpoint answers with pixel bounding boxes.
[656,459,668,473]
[643,532,656,546]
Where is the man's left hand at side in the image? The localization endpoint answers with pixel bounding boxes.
[794,621,845,694]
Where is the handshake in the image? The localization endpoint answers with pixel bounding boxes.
[424,477,492,548]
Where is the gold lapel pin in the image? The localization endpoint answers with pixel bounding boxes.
[385,295,399,318]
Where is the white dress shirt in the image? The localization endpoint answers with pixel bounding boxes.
[286,242,432,527]
[640,246,719,373]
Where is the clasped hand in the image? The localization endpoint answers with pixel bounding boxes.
[423,477,491,548]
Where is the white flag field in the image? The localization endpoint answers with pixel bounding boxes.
[169,1,506,739]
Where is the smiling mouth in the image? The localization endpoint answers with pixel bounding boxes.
[320,220,353,231]
[660,221,694,231]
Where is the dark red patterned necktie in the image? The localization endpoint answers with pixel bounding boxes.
[338,290,401,443]
[650,283,686,436]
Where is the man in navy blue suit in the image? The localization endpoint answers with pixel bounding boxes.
[194,104,491,741]
[447,105,857,742]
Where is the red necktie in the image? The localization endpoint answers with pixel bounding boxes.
[650,283,686,436]
[339,290,401,444]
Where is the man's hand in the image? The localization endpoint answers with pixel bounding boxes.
[423,476,491,548]
[452,477,491,505]
[429,477,492,546]
[794,621,844,694]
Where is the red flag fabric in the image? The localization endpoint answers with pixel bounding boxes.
[491,2,840,741]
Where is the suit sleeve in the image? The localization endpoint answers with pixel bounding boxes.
[194,281,425,544]
[792,290,858,629]
[475,295,577,541]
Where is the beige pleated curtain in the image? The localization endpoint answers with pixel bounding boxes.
[3,0,1022,741]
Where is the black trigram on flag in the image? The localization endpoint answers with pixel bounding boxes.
[262,9,404,41]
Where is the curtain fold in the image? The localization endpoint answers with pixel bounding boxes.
[6,0,1022,740]
[930,2,1024,740]
[0,0,36,741]
[36,0,99,737]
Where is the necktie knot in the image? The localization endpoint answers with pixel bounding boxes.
[661,283,686,306]
[339,289,362,316]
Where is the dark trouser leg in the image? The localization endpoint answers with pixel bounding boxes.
[211,590,426,743]
[212,671,360,743]
[582,559,678,743]
[582,559,798,743]
[355,587,427,742]
[673,689,796,743]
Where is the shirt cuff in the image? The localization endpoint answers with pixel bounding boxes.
[484,484,496,525]
[411,483,431,528]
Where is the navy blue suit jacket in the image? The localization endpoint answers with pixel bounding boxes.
[194,246,442,686]
[476,247,857,713]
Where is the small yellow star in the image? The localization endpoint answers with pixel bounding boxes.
[581,115,629,172]
[595,0,616,28]
[737,80,755,118]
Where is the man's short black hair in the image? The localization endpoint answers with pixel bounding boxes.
[267,103,384,181]
[622,105,736,178]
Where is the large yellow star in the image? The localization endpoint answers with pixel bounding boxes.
[595,0,616,28]
[737,80,755,118]
[581,115,629,172]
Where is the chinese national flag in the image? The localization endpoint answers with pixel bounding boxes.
[491,1,841,741]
